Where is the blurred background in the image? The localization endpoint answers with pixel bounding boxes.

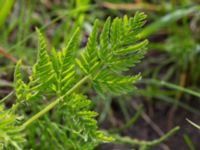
[0,0,200,149]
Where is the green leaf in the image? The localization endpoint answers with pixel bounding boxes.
[99,17,111,60]
[12,12,149,150]
[93,69,141,95]
[0,104,25,150]
[60,28,80,94]
[0,0,15,29]
[27,28,56,100]
[14,60,27,102]
[138,6,200,38]
[115,39,148,54]
[76,20,99,74]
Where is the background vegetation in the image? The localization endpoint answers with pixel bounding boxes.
[0,0,200,149]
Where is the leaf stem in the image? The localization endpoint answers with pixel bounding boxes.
[114,126,180,147]
[140,79,200,99]
[22,75,90,128]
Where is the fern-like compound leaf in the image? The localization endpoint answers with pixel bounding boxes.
[53,94,113,149]
[27,28,56,100]
[32,28,55,86]
[12,12,148,150]
[76,12,148,95]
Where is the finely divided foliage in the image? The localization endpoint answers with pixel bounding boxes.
[3,12,148,149]
[0,104,24,150]
[76,12,148,95]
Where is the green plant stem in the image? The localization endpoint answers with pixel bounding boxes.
[22,75,89,128]
[187,119,200,130]
[0,91,14,103]
[140,79,200,99]
[114,126,179,146]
